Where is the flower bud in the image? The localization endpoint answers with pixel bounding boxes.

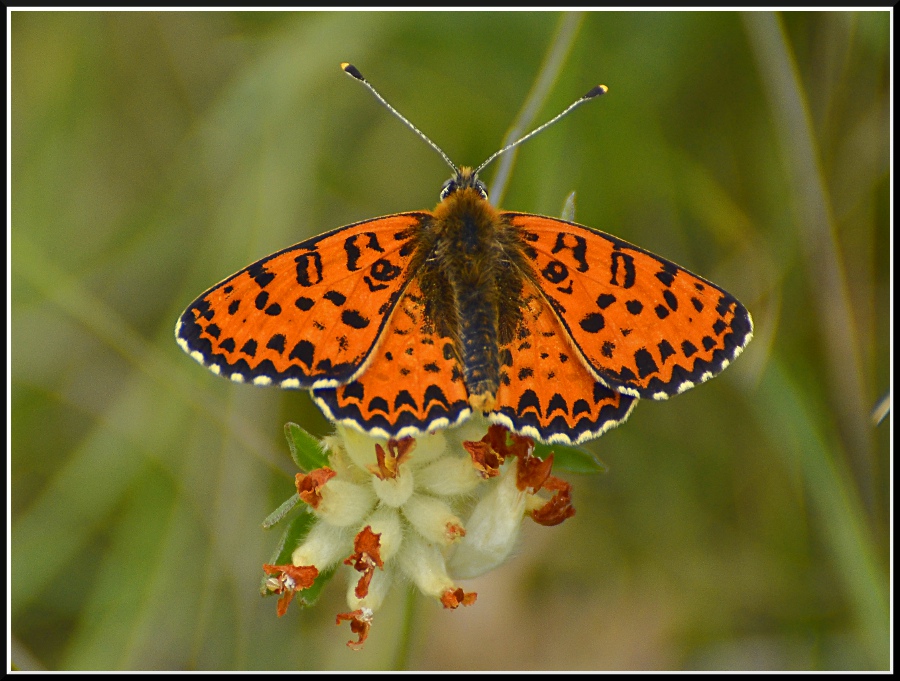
[396,534,455,599]
[371,466,414,507]
[448,462,526,579]
[415,454,482,496]
[346,564,393,612]
[336,424,384,471]
[363,506,403,562]
[406,429,448,466]
[292,522,352,571]
[316,479,376,527]
[402,493,466,546]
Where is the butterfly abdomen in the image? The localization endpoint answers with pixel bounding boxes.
[425,188,526,413]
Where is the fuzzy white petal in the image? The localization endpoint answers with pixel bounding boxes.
[292,521,353,570]
[396,534,455,598]
[402,493,466,546]
[318,480,376,527]
[346,564,394,612]
[415,454,482,496]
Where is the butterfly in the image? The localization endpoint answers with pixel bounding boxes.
[176,64,753,446]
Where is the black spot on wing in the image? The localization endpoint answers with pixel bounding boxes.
[344,382,364,401]
[341,309,370,329]
[580,313,605,333]
[657,339,675,363]
[517,389,542,416]
[394,390,418,411]
[716,296,733,317]
[324,290,347,306]
[626,300,644,315]
[617,366,637,382]
[541,260,569,284]
[596,294,616,309]
[192,299,214,321]
[572,399,591,417]
[248,263,275,288]
[424,384,452,409]
[663,290,678,311]
[443,343,455,360]
[655,266,676,288]
[289,340,314,369]
[547,393,568,416]
[295,296,314,311]
[267,334,286,354]
[367,396,390,414]
[634,348,659,378]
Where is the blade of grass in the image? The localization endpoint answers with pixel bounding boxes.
[742,11,874,511]
[489,11,585,207]
[757,360,888,668]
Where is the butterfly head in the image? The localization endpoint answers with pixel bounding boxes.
[440,167,488,202]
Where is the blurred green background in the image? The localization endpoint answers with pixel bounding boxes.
[11,10,890,671]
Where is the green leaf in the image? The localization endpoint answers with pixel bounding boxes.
[262,493,301,529]
[534,441,609,474]
[263,507,316,573]
[284,422,329,472]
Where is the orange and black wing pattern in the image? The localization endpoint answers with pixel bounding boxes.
[489,278,636,445]
[175,213,429,389]
[312,279,471,440]
[504,213,753,400]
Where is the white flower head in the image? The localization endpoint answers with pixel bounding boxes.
[263,419,576,649]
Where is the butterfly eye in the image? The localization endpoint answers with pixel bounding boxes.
[440,178,458,200]
[440,177,488,201]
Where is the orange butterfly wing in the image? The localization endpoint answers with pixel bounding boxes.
[175,213,429,388]
[489,278,636,445]
[312,279,471,440]
[504,213,753,400]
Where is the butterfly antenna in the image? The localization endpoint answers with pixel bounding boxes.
[474,83,608,176]
[341,63,459,176]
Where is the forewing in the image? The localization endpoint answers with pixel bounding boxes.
[504,213,753,399]
[490,278,636,445]
[312,279,471,440]
[175,213,429,388]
